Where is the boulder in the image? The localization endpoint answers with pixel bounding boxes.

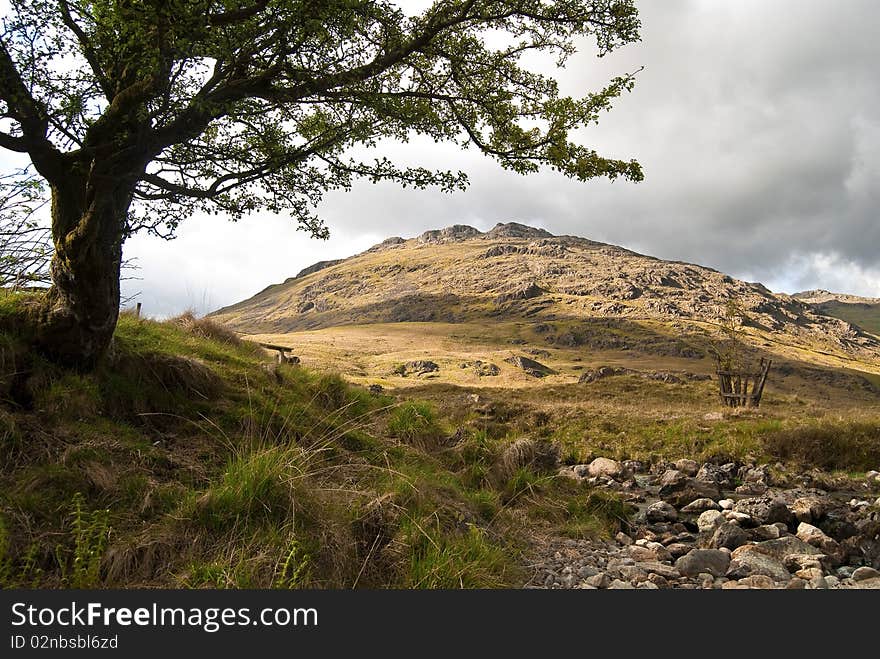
[696,462,738,489]
[659,478,722,508]
[646,501,678,523]
[675,549,730,577]
[588,457,622,479]
[791,496,827,524]
[796,522,842,563]
[681,498,720,514]
[674,459,699,477]
[711,522,750,551]
[727,546,792,582]
[697,509,726,534]
[733,496,794,527]
[852,566,880,582]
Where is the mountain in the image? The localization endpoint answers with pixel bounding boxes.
[793,290,880,337]
[211,222,879,365]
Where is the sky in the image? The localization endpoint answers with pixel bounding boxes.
[11,1,880,317]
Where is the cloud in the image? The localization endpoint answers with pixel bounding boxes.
[122,0,880,314]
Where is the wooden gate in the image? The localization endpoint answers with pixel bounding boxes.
[715,357,771,408]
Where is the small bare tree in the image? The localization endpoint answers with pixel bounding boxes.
[0,168,50,289]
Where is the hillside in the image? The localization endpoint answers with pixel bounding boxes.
[212,223,880,389]
[794,290,880,338]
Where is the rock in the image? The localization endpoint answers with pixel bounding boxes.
[703,412,724,421]
[733,496,794,527]
[588,457,622,478]
[638,581,660,590]
[784,554,824,572]
[711,522,750,550]
[659,469,688,488]
[659,478,722,508]
[577,565,599,579]
[395,360,439,376]
[675,459,699,476]
[646,501,678,523]
[786,578,807,589]
[622,460,647,474]
[561,573,579,588]
[749,536,823,564]
[735,482,768,495]
[727,546,792,582]
[675,549,731,577]
[698,509,726,534]
[796,522,842,562]
[795,567,824,581]
[666,543,693,559]
[791,496,827,524]
[825,575,840,588]
[615,531,634,546]
[608,579,635,589]
[681,498,720,513]
[751,524,782,541]
[852,566,880,582]
[724,511,753,525]
[585,573,611,589]
[503,355,556,378]
[494,281,545,304]
[719,499,735,510]
[846,577,880,589]
[572,464,590,479]
[696,462,737,489]
[647,573,671,588]
[735,575,779,589]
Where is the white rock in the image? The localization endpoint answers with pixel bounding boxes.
[698,509,726,534]
[719,499,735,510]
[588,457,622,478]
[703,412,724,421]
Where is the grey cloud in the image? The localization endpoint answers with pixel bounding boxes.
[123,0,880,314]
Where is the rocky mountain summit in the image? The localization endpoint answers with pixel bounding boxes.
[212,223,880,364]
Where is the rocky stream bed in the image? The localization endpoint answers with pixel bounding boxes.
[526,458,880,589]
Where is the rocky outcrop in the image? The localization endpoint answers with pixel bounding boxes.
[504,355,556,378]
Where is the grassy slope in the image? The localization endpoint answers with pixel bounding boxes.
[817,301,880,337]
[0,293,628,589]
[2,293,879,589]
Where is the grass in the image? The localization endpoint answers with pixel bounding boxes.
[2,287,879,589]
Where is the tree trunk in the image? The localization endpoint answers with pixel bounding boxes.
[35,167,130,369]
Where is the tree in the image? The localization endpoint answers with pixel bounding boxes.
[0,0,643,368]
[0,167,51,288]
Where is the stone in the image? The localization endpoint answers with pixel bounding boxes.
[646,501,678,523]
[795,567,824,581]
[784,554,824,572]
[736,575,778,589]
[615,531,634,546]
[852,566,880,582]
[572,464,590,478]
[588,457,622,478]
[577,565,599,579]
[607,579,635,589]
[711,522,750,550]
[752,524,782,540]
[675,459,699,476]
[724,511,753,525]
[666,543,693,559]
[786,578,807,589]
[733,496,794,527]
[638,581,660,589]
[681,498,720,514]
[698,509,726,534]
[735,482,768,495]
[791,496,827,524]
[635,561,680,580]
[617,565,649,583]
[561,573,579,588]
[660,478,722,508]
[703,412,724,421]
[748,536,823,563]
[659,469,688,488]
[585,573,611,589]
[796,522,842,562]
[847,577,880,589]
[696,462,737,488]
[825,576,840,588]
[719,499,735,510]
[647,573,671,588]
[727,546,792,582]
[675,549,731,577]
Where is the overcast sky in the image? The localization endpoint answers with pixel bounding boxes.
[114,1,880,315]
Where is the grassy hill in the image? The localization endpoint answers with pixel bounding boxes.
[1,291,640,588]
